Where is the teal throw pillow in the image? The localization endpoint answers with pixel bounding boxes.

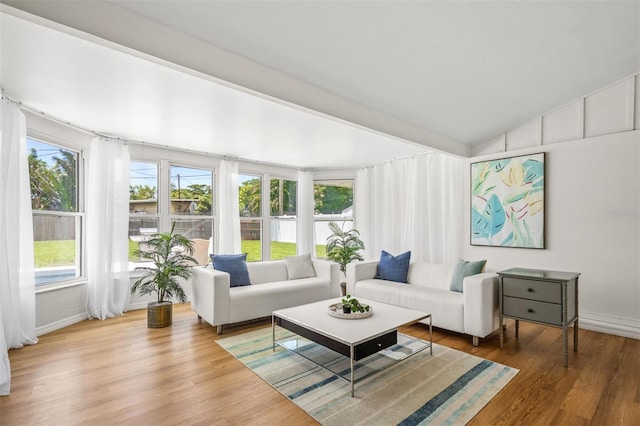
[211,254,251,287]
[450,259,487,292]
[375,250,411,283]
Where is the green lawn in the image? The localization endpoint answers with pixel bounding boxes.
[33,240,76,267]
[241,240,327,262]
[129,239,139,261]
[34,239,328,267]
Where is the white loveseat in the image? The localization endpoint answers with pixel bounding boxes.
[346,260,499,346]
[192,259,340,334]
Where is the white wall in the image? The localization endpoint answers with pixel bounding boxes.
[36,277,192,335]
[464,74,640,339]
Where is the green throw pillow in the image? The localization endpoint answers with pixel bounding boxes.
[450,260,486,292]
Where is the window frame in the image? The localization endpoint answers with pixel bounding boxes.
[269,176,298,260]
[27,135,85,289]
[313,179,355,259]
[128,160,161,268]
[168,163,215,255]
[238,172,264,261]
[129,160,216,270]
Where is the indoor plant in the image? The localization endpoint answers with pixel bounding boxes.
[326,221,365,296]
[340,294,370,314]
[131,223,196,328]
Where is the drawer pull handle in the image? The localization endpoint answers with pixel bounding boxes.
[377,343,382,347]
[527,308,534,313]
[527,288,534,292]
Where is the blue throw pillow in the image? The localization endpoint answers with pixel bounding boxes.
[375,250,411,283]
[211,254,251,287]
[450,259,487,292]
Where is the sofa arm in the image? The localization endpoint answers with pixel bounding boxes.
[346,260,379,296]
[312,259,342,297]
[463,272,500,338]
[191,267,231,328]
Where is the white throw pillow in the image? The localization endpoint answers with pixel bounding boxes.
[285,253,317,280]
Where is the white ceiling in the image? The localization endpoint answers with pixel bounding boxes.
[1,1,639,169]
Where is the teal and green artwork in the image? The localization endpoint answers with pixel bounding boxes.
[471,152,545,248]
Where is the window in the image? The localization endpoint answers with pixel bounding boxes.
[28,137,81,286]
[129,163,214,267]
[314,180,354,257]
[129,161,159,264]
[270,177,297,260]
[169,166,213,264]
[239,174,262,261]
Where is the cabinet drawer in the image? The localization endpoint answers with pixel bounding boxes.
[503,297,562,326]
[503,277,560,304]
[354,330,397,361]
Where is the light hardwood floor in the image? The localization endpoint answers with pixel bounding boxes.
[1,303,638,425]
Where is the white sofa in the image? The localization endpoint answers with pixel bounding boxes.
[191,259,340,334]
[346,260,499,346]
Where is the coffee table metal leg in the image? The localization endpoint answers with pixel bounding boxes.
[272,315,275,351]
[429,314,433,355]
[350,345,355,397]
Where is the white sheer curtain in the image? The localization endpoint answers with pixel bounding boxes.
[217,159,241,254]
[297,170,315,256]
[0,99,38,396]
[356,152,464,263]
[86,137,131,320]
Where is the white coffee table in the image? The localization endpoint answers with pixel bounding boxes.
[272,298,432,397]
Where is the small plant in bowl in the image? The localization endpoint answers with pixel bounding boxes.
[341,294,370,314]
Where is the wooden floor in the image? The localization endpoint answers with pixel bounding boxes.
[1,303,638,425]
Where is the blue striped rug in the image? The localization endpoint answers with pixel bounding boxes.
[217,327,518,425]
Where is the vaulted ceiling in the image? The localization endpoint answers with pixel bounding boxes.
[1,1,638,168]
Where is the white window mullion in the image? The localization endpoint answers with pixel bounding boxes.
[262,173,271,261]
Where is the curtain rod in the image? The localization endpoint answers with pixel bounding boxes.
[2,88,133,143]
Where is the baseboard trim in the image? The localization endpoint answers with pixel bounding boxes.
[36,312,89,336]
[580,317,640,340]
[125,301,151,311]
[124,300,191,311]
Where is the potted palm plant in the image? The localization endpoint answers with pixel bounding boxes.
[326,221,365,296]
[131,223,196,328]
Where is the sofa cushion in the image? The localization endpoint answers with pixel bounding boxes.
[228,277,330,323]
[355,279,465,333]
[211,254,251,287]
[408,262,457,290]
[450,259,487,292]
[284,253,317,280]
[247,260,288,284]
[375,250,411,283]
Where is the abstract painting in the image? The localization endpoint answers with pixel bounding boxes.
[471,152,545,248]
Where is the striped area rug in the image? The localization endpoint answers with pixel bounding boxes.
[217,327,518,425]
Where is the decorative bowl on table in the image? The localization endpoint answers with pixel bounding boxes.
[328,303,373,319]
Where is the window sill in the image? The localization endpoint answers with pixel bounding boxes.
[36,278,87,294]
